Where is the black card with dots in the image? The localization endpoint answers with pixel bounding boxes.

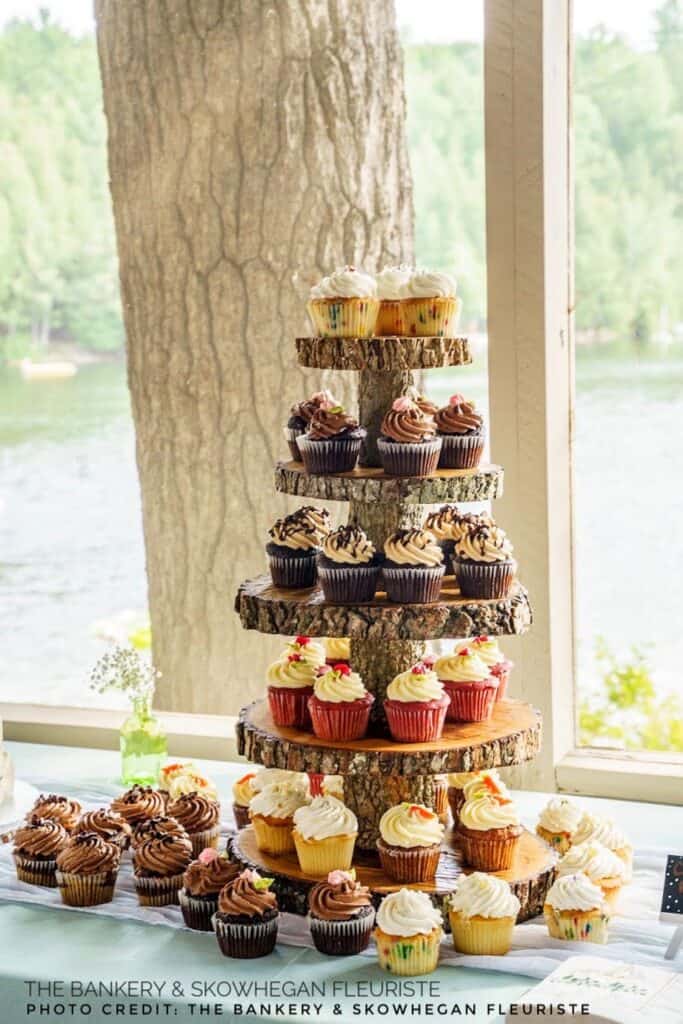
[660,854,683,919]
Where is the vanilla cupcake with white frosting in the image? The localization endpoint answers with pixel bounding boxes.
[572,813,633,876]
[308,663,374,741]
[249,781,310,858]
[266,646,318,730]
[457,791,522,872]
[399,268,461,338]
[307,266,379,338]
[377,803,444,883]
[375,888,443,976]
[448,873,521,955]
[557,840,627,908]
[292,796,358,876]
[375,264,413,335]
[384,661,449,743]
[543,872,611,944]
[283,636,326,668]
[536,797,583,854]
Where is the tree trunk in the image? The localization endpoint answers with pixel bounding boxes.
[95,0,414,712]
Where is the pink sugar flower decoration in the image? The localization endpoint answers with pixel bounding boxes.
[328,869,352,886]
[449,393,465,406]
[198,847,219,865]
[392,396,414,412]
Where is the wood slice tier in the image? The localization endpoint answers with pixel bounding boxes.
[235,575,532,641]
[236,699,541,776]
[228,825,556,921]
[296,335,471,370]
[274,461,504,505]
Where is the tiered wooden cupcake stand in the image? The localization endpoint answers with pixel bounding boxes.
[231,333,556,921]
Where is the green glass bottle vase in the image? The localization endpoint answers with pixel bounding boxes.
[120,697,167,785]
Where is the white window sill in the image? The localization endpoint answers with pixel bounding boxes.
[556,748,683,805]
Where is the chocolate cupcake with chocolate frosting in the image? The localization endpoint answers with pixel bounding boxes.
[133,830,193,906]
[382,528,445,604]
[55,832,121,906]
[131,815,188,848]
[111,785,165,826]
[13,817,70,887]
[179,848,239,931]
[316,523,384,603]
[28,794,82,832]
[434,394,485,469]
[297,403,366,475]
[285,389,338,461]
[267,505,331,590]
[377,396,442,477]
[213,869,279,959]
[74,808,132,851]
[166,792,221,857]
[308,869,375,955]
[402,384,439,418]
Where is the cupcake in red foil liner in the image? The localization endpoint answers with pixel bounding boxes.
[213,869,279,958]
[266,648,318,729]
[297,405,366,475]
[27,793,82,833]
[285,389,338,462]
[308,869,375,955]
[377,396,441,477]
[377,803,444,883]
[308,663,374,741]
[73,808,133,851]
[266,506,331,590]
[179,848,240,931]
[55,832,121,907]
[469,635,514,701]
[456,790,523,872]
[167,792,221,858]
[133,829,193,906]
[434,394,485,469]
[434,646,498,722]
[317,524,383,603]
[454,523,517,600]
[12,817,70,887]
[383,662,449,742]
[382,528,445,604]
[232,772,257,830]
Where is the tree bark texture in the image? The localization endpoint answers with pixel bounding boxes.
[95,0,414,712]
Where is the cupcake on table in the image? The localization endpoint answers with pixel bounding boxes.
[454,522,517,600]
[374,888,443,976]
[161,763,219,803]
[556,841,627,909]
[166,791,221,857]
[307,266,379,338]
[375,264,412,336]
[377,802,444,883]
[158,761,195,804]
[536,796,583,854]
[74,808,132,851]
[213,869,279,959]
[131,815,188,849]
[111,784,165,827]
[13,817,70,887]
[323,636,350,666]
[377,395,441,477]
[470,635,514,700]
[27,794,82,833]
[232,772,257,830]
[292,795,358,875]
[308,663,374,741]
[297,403,366,475]
[434,646,499,722]
[434,394,485,470]
[308,869,375,955]
[267,506,331,590]
[571,812,633,876]
[384,661,450,742]
[400,268,461,338]
[266,646,319,729]
[447,873,521,955]
[285,389,338,462]
[543,872,610,944]
[179,848,239,931]
[55,832,121,907]
[132,827,193,906]
[249,780,309,857]
[383,528,445,604]
[456,787,523,871]
[316,524,383,603]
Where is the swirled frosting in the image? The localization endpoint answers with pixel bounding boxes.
[402,385,439,418]
[167,772,219,802]
[321,775,345,800]
[384,529,444,567]
[166,793,219,833]
[379,803,444,848]
[232,773,257,807]
[310,266,377,299]
[133,832,193,877]
[75,809,132,846]
[267,653,318,689]
[56,833,120,875]
[111,785,165,825]
[376,265,412,300]
[386,663,445,703]
[572,813,630,853]
[284,636,326,667]
[314,665,368,703]
[434,648,491,683]
[381,398,436,444]
[459,794,519,831]
[132,815,188,848]
[545,872,606,912]
[538,797,583,835]
[218,869,278,918]
[290,390,337,425]
[423,505,459,541]
[448,872,521,919]
[158,762,196,792]
[322,525,375,565]
[462,770,511,804]
[400,269,457,299]
[307,406,360,440]
[435,395,483,435]
[269,506,330,551]
[324,637,350,661]
[447,772,477,790]
[451,511,495,543]
[469,636,504,668]
[293,796,357,840]
[557,841,626,883]
[29,794,82,831]
[249,782,309,821]
[251,768,308,794]
[14,817,69,857]
[456,524,514,563]
[309,869,372,920]
[376,888,443,936]
[183,849,239,897]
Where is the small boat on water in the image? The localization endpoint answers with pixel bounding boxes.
[19,359,78,379]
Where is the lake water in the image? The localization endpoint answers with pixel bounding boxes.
[1,353,682,729]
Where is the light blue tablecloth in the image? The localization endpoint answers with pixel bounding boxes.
[1,742,680,1024]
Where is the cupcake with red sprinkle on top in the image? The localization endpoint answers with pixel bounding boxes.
[434,647,498,722]
[308,664,374,741]
[384,662,449,743]
[266,649,318,729]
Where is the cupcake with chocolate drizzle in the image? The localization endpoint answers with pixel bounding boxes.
[434,394,485,469]
[422,504,460,568]
[377,396,442,477]
[111,784,165,827]
[13,817,70,887]
[308,869,375,955]
[266,505,331,589]
[316,523,383,603]
[166,791,221,857]
[297,403,366,475]
[28,794,82,832]
[55,832,121,907]
[285,389,338,462]
[454,522,517,599]
[132,828,193,906]
[74,808,132,851]
[213,869,279,959]
[179,848,240,931]
[382,528,445,604]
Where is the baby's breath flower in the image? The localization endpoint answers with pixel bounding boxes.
[90,645,160,701]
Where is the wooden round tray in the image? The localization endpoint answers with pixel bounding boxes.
[228,825,556,922]
[236,698,542,775]
[274,460,504,505]
[235,574,532,641]
[296,335,471,371]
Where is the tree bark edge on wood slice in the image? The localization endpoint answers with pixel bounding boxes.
[296,336,471,370]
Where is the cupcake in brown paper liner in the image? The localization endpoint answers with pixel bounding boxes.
[213,869,279,958]
[454,523,517,600]
[133,829,193,906]
[55,832,121,907]
[13,817,70,887]
[308,870,375,955]
[377,396,441,477]
[285,389,338,461]
[266,505,331,590]
[179,848,240,931]
[434,394,485,469]
[382,528,445,604]
[316,524,383,604]
[167,791,221,858]
[297,405,366,476]
[27,793,82,833]
[456,791,522,871]
[74,808,133,851]
[377,803,444,883]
